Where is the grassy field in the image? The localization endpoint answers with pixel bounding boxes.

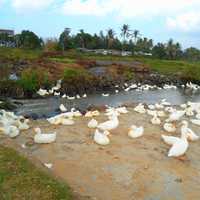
[1,47,200,81]
[0,145,72,200]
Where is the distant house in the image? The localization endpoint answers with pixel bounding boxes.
[0,29,15,47]
[0,29,14,37]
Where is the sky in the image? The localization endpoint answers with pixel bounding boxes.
[1,0,200,48]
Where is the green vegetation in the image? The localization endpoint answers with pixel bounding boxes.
[0,47,42,61]
[0,145,72,200]
[49,57,75,64]
[63,67,91,80]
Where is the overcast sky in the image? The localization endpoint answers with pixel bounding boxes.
[1,0,200,48]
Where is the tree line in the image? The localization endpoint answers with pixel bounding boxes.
[1,25,200,61]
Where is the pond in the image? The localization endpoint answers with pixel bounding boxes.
[14,87,200,118]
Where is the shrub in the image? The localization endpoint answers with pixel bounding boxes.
[18,69,39,93]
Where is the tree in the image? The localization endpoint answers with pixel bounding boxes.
[106,28,115,49]
[16,30,42,49]
[166,39,182,60]
[152,43,167,59]
[59,28,73,51]
[184,47,200,61]
[44,38,59,51]
[132,30,140,44]
[120,24,131,50]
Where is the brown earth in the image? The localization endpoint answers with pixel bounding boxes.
[1,109,200,200]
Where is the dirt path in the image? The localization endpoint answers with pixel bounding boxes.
[1,109,200,200]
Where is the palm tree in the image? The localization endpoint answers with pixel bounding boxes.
[106,28,115,49]
[79,29,85,48]
[132,30,140,44]
[120,24,131,50]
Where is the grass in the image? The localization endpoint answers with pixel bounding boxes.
[0,47,42,61]
[0,145,72,200]
[63,51,200,81]
[49,57,76,64]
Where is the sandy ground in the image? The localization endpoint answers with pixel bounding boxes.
[1,108,200,200]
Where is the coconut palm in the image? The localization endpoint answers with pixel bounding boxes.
[120,24,131,50]
[132,29,140,44]
[106,28,115,49]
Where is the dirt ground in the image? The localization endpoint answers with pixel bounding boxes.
[1,109,200,200]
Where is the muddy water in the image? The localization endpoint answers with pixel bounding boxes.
[15,88,200,118]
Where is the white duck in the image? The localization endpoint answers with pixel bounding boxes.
[34,128,56,144]
[161,135,180,146]
[166,110,185,122]
[59,104,67,112]
[151,115,161,125]
[88,119,98,129]
[16,119,30,130]
[116,107,128,114]
[37,88,49,96]
[157,111,166,117]
[181,120,199,141]
[94,129,110,145]
[134,103,146,114]
[163,123,176,133]
[61,118,75,125]
[190,119,200,126]
[102,93,109,97]
[168,132,189,157]
[97,114,119,131]
[0,125,20,138]
[128,125,144,138]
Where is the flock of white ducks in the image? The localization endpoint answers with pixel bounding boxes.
[2,80,200,159]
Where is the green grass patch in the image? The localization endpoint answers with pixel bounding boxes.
[0,47,42,61]
[0,145,72,200]
[63,67,90,80]
[49,57,76,64]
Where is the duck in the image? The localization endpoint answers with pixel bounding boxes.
[161,99,171,106]
[67,96,75,100]
[54,92,60,96]
[116,107,128,114]
[151,115,161,125]
[190,119,200,126]
[102,93,109,97]
[16,119,30,130]
[181,120,199,141]
[85,111,94,118]
[115,90,119,93]
[161,135,180,146]
[62,94,67,98]
[59,104,67,112]
[97,114,119,131]
[168,132,189,157]
[166,110,185,122]
[163,123,176,133]
[94,129,110,145]
[128,125,144,138]
[157,111,166,117]
[82,94,87,98]
[148,105,155,110]
[34,128,56,144]
[88,119,98,129]
[134,103,146,114]
[196,113,200,119]
[155,103,164,110]
[0,125,20,138]
[61,118,75,125]
[185,107,194,117]
[76,95,81,99]
[37,88,49,96]
[91,110,100,116]
[147,109,157,116]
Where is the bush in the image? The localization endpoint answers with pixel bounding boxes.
[18,70,39,93]
[63,68,81,79]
